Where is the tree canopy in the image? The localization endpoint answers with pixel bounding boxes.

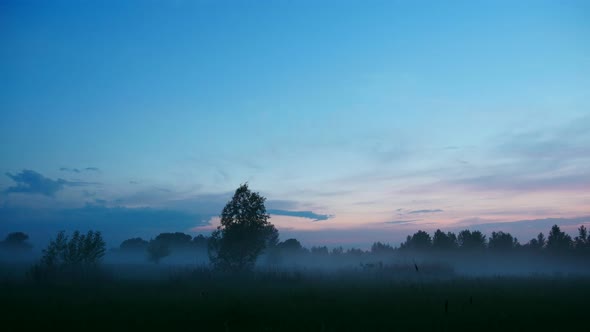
[147,238,170,264]
[547,225,572,252]
[32,231,106,278]
[120,237,149,251]
[488,231,519,251]
[208,183,279,271]
[458,230,487,250]
[0,232,32,251]
[432,229,458,251]
[400,230,432,251]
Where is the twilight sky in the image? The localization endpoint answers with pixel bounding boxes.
[1,0,589,249]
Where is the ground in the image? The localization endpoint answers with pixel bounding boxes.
[1,270,588,331]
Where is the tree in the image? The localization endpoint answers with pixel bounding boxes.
[527,232,546,250]
[346,248,365,256]
[40,230,105,267]
[574,225,589,251]
[119,237,149,251]
[458,230,486,251]
[371,242,395,255]
[154,232,193,250]
[192,234,209,250]
[0,232,32,251]
[400,230,432,251]
[208,183,279,271]
[488,231,519,251]
[147,239,170,264]
[331,246,344,256]
[276,238,305,254]
[34,230,106,280]
[432,230,458,251]
[546,225,572,252]
[310,246,329,256]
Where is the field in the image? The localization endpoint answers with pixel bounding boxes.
[1,268,589,331]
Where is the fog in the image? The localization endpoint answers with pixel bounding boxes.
[3,246,589,283]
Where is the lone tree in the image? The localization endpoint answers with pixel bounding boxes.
[208,183,278,271]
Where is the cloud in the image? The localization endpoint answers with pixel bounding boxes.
[498,115,590,162]
[113,190,231,215]
[453,217,495,226]
[452,173,590,192]
[447,115,590,193]
[266,200,299,210]
[60,167,100,173]
[408,209,443,214]
[60,167,80,173]
[6,170,67,196]
[0,205,210,248]
[384,220,419,225]
[267,209,333,221]
[472,216,590,233]
[112,189,332,222]
[5,170,98,197]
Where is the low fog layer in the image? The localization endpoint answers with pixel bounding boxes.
[2,224,590,281]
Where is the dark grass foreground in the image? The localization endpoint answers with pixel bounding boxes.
[1,271,589,331]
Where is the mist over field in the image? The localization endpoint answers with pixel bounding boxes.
[2,221,590,280]
[2,0,590,330]
[2,225,590,331]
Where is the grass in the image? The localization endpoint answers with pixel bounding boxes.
[1,269,589,331]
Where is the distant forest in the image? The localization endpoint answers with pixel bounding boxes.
[2,224,589,262]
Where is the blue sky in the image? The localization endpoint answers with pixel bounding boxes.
[1,0,589,249]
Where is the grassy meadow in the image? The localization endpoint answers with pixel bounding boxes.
[1,267,589,331]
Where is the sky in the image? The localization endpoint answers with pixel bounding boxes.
[1,0,589,249]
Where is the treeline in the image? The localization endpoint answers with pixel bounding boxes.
[114,232,209,263]
[275,224,590,258]
[110,224,590,262]
[394,225,590,254]
[2,224,589,266]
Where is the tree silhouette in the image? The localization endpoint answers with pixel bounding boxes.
[432,230,458,251]
[208,183,279,271]
[147,239,170,264]
[154,232,193,250]
[488,231,518,251]
[0,232,32,251]
[400,230,432,251]
[458,230,486,250]
[371,242,395,254]
[346,248,365,256]
[574,225,589,251]
[45,230,105,267]
[310,246,329,256]
[119,237,149,251]
[331,246,344,256]
[527,232,546,250]
[36,230,106,277]
[547,225,572,252]
[277,238,305,254]
[192,234,209,250]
